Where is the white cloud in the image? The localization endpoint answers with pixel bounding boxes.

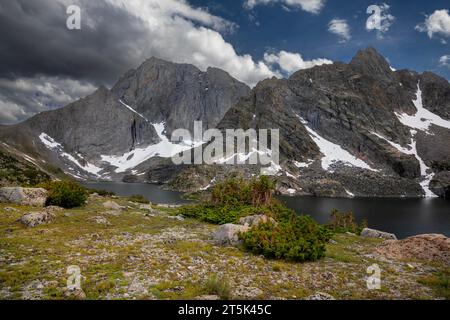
[1,0,334,124]
[244,0,325,14]
[264,51,332,75]
[416,9,450,40]
[328,19,351,42]
[440,55,450,68]
[366,3,395,39]
[99,0,329,87]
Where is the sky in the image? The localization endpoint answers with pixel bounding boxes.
[0,0,449,125]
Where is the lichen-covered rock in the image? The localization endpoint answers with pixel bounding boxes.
[361,228,397,240]
[375,234,450,265]
[238,215,277,228]
[0,187,47,207]
[19,210,55,228]
[213,224,249,246]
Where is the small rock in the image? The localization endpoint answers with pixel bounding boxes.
[361,228,397,240]
[104,210,121,216]
[167,215,185,221]
[88,216,110,226]
[45,206,64,213]
[3,207,19,212]
[304,292,336,300]
[233,286,263,299]
[195,295,220,300]
[213,224,249,246]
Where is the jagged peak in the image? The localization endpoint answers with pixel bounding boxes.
[350,47,393,76]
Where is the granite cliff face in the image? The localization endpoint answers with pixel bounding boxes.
[1,48,449,198]
[155,48,450,198]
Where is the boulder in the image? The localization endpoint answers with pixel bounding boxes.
[375,234,450,265]
[361,228,397,240]
[19,210,55,228]
[102,201,124,210]
[0,187,47,207]
[238,215,277,228]
[213,224,249,246]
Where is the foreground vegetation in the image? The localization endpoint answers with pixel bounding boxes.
[0,178,448,300]
[0,194,447,300]
[180,177,368,262]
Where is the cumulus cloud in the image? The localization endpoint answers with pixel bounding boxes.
[244,0,325,14]
[440,55,450,68]
[0,0,331,124]
[416,9,450,41]
[328,19,351,43]
[366,3,395,39]
[264,51,332,75]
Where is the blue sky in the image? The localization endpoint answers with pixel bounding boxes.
[190,0,450,79]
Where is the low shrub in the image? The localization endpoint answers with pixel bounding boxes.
[241,214,332,262]
[40,180,88,209]
[328,209,367,235]
[128,194,150,204]
[204,275,231,300]
[179,204,251,225]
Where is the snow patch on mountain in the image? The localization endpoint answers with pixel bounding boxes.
[395,83,450,133]
[101,122,198,173]
[39,133,103,176]
[297,116,376,172]
[370,131,437,197]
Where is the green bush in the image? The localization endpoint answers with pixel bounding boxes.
[40,180,88,209]
[128,194,150,204]
[210,178,252,206]
[328,209,367,235]
[241,215,332,262]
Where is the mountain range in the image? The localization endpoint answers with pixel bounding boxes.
[1,48,449,199]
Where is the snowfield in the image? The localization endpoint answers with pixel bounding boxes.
[297,116,376,172]
[101,122,199,173]
[39,133,103,176]
[395,84,450,133]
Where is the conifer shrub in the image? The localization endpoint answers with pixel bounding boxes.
[40,180,88,208]
[328,209,367,235]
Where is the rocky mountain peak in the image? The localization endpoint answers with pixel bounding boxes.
[350,47,394,80]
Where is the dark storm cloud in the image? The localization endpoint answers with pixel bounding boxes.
[0,0,154,124]
[0,0,150,85]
